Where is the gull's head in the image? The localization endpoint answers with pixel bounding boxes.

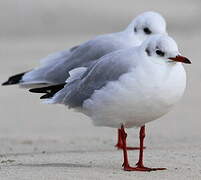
[127,11,167,43]
[142,34,191,64]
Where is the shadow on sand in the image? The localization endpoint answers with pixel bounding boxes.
[12,163,92,168]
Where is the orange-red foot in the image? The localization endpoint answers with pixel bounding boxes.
[115,144,146,150]
[124,165,166,172]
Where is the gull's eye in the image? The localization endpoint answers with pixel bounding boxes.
[134,27,137,32]
[145,48,150,56]
[156,50,165,57]
[143,27,152,35]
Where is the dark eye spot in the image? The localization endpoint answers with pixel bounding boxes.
[143,27,152,35]
[134,27,137,32]
[145,48,150,56]
[156,50,165,57]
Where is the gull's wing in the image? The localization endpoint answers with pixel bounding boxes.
[21,32,125,87]
[2,46,79,87]
[47,48,136,108]
[40,46,79,67]
[20,46,79,87]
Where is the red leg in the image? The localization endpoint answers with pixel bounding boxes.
[120,125,166,172]
[115,129,146,150]
[115,129,123,149]
[136,126,146,167]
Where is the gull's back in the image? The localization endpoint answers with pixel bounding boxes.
[21,31,136,86]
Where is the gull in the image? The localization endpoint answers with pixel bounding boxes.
[35,34,191,171]
[2,11,167,88]
[2,11,167,149]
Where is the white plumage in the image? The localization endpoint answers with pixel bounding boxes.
[48,35,189,129]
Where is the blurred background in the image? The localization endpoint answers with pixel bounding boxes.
[0,0,201,150]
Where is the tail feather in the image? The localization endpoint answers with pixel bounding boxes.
[29,83,66,99]
[2,72,27,86]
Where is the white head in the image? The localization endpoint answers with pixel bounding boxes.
[141,34,191,64]
[126,11,167,42]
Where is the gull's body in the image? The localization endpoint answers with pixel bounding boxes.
[42,34,191,171]
[83,52,186,128]
[3,11,167,87]
[47,35,186,129]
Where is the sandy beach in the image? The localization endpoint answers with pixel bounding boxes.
[0,0,201,179]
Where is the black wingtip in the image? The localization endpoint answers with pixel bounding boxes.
[29,88,47,93]
[40,94,52,99]
[2,81,10,86]
[2,72,27,86]
[29,83,66,99]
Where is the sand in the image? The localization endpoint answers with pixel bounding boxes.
[1,0,201,179]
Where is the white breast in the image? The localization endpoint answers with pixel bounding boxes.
[82,63,186,128]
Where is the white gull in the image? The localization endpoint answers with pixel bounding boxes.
[44,34,191,171]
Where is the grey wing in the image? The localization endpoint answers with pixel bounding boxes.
[22,34,121,86]
[21,45,80,87]
[43,36,120,84]
[49,50,132,108]
[40,45,79,66]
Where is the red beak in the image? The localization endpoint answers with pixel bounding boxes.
[168,55,191,64]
